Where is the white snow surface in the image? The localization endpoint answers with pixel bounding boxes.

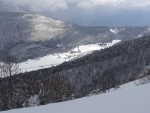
[2,80,150,113]
[19,40,121,72]
[110,28,120,35]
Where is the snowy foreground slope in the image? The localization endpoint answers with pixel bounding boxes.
[19,40,120,72]
[2,80,150,113]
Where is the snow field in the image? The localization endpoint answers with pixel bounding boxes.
[2,79,150,113]
[19,40,121,72]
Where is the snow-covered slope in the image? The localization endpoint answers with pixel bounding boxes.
[19,40,121,72]
[20,14,66,42]
[2,79,150,113]
[0,13,66,42]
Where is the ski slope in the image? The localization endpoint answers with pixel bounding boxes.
[19,40,121,72]
[2,79,150,113]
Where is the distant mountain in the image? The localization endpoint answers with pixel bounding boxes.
[1,12,150,62]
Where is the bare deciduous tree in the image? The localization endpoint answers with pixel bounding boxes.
[0,52,19,110]
[39,75,74,104]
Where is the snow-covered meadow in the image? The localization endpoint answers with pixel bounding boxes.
[2,78,150,113]
[19,40,121,72]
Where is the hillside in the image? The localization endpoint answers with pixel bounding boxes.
[1,12,150,62]
[1,35,150,111]
[19,36,150,97]
[1,79,150,113]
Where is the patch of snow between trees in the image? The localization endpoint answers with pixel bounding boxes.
[23,95,40,107]
[109,28,119,35]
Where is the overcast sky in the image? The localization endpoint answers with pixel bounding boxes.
[2,0,150,26]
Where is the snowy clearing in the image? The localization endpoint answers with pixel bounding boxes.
[19,40,121,72]
[2,79,150,113]
[110,28,120,35]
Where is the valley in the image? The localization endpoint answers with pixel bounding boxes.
[0,11,150,113]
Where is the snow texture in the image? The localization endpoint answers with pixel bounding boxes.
[2,80,150,113]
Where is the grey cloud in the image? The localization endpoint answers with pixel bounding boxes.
[3,0,150,12]
[1,0,150,26]
[2,0,68,12]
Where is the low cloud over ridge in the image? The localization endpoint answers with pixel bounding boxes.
[1,0,150,26]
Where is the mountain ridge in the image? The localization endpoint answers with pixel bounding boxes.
[1,12,150,62]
